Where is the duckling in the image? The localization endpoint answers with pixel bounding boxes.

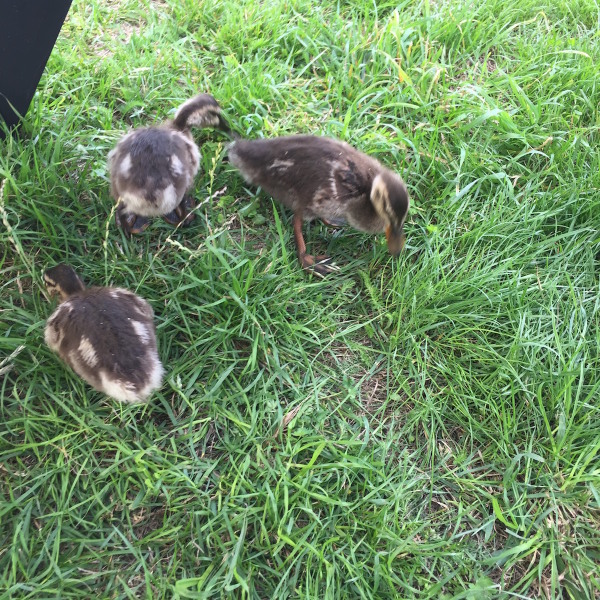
[43,264,164,404]
[108,93,232,235]
[228,135,409,275]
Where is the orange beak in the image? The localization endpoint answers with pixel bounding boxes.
[385,225,405,255]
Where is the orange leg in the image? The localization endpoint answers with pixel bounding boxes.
[293,212,337,276]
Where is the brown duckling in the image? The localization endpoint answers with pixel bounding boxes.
[108,93,232,235]
[228,135,409,275]
[44,264,164,404]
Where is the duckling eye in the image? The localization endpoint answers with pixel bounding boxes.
[44,279,58,292]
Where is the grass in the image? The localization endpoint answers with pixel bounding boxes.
[1,0,600,597]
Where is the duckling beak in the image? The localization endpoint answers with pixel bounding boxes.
[385,225,405,255]
[217,114,234,136]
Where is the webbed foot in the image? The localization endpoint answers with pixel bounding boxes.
[320,217,346,228]
[161,210,181,226]
[299,253,341,277]
[175,195,196,226]
[116,210,150,236]
[162,196,196,227]
[293,211,340,277]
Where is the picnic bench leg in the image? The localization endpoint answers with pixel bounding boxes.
[0,0,73,134]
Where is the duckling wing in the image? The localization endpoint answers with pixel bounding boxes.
[109,128,200,215]
[45,288,163,402]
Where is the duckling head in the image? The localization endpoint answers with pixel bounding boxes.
[44,264,85,301]
[172,93,233,136]
[370,171,410,255]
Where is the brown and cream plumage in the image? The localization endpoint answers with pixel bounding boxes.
[44,264,164,404]
[227,135,409,275]
[108,93,232,235]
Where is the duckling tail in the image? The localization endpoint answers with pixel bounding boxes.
[173,93,236,136]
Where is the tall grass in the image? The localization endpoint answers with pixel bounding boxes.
[1,0,599,597]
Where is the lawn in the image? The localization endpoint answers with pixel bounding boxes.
[1,0,599,598]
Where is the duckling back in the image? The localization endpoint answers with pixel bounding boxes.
[45,287,164,403]
[227,135,381,217]
[108,127,200,217]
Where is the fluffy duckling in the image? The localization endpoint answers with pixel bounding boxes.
[228,135,409,275]
[108,93,232,235]
[44,264,164,404]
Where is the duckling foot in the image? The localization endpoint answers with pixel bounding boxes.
[320,217,346,228]
[161,210,181,226]
[117,210,150,236]
[293,212,340,277]
[300,253,340,277]
[162,196,196,227]
[130,215,150,234]
[175,196,197,226]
